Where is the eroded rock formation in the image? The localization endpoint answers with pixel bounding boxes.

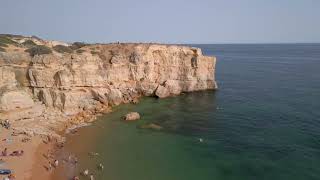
[0,35,217,137]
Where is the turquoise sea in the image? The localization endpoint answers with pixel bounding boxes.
[53,44,320,180]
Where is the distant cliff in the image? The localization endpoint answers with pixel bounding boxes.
[0,34,217,137]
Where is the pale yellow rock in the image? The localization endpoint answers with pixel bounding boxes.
[164,80,182,95]
[0,36,217,136]
[107,88,123,106]
[0,103,44,121]
[0,90,34,111]
[0,67,17,89]
[155,85,170,98]
[91,88,109,105]
[124,112,140,121]
[38,89,53,107]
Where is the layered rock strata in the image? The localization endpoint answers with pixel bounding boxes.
[0,36,217,137]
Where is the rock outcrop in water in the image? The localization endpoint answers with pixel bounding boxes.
[0,34,217,137]
[124,112,140,121]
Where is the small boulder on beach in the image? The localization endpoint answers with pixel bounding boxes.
[124,112,140,121]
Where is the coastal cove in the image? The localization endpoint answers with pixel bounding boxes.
[53,44,320,180]
[0,35,217,180]
[1,1,319,179]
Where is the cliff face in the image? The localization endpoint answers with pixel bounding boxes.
[0,36,217,136]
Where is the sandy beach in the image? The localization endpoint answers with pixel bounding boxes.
[0,128,58,180]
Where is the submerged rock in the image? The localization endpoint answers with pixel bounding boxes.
[124,112,140,121]
[139,123,163,130]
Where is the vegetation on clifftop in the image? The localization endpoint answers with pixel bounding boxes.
[76,49,85,54]
[0,43,8,47]
[53,45,73,54]
[70,42,87,50]
[90,50,99,55]
[0,35,18,47]
[25,45,52,56]
[22,40,37,48]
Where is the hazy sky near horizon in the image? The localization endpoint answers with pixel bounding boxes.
[1,0,319,43]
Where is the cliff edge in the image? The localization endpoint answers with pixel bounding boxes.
[0,34,217,137]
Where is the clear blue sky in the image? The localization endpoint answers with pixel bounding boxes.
[1,0,319,44]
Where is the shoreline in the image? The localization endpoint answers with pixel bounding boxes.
[1,90,217,179]
[0,35,217,179]
[0,128,52,180]
[1,103,113,179]
[31,136,59,180]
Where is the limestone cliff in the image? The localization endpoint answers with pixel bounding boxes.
[0,35,217,137]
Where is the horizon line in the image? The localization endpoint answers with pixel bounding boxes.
[1,33,319,45]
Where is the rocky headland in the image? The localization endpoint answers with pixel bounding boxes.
[0,34,217,138]
[0,34,217,179]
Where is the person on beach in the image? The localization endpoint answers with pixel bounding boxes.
[8,174,16,180]
[90,173,94,180]
[82,169,89,176]
[54,160,59,167]
[98,163,104,170]
[9,150,24,156]
[74,157,78,165]
[68,155,78,165]
[1,120,11,129]
[1,148,7,156]
[47,162,52,171]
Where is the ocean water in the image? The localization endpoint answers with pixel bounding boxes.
[53,44,320,180]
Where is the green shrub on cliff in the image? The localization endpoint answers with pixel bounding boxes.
[0,42,8,47]
[76,49,85,54]
[22,40,37,48]
[25,45,52,56]
[0,35,17,46]
[53,45,73,54]
[70,42,87,50]
[0,34,24,39]
[90,50,99,55]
